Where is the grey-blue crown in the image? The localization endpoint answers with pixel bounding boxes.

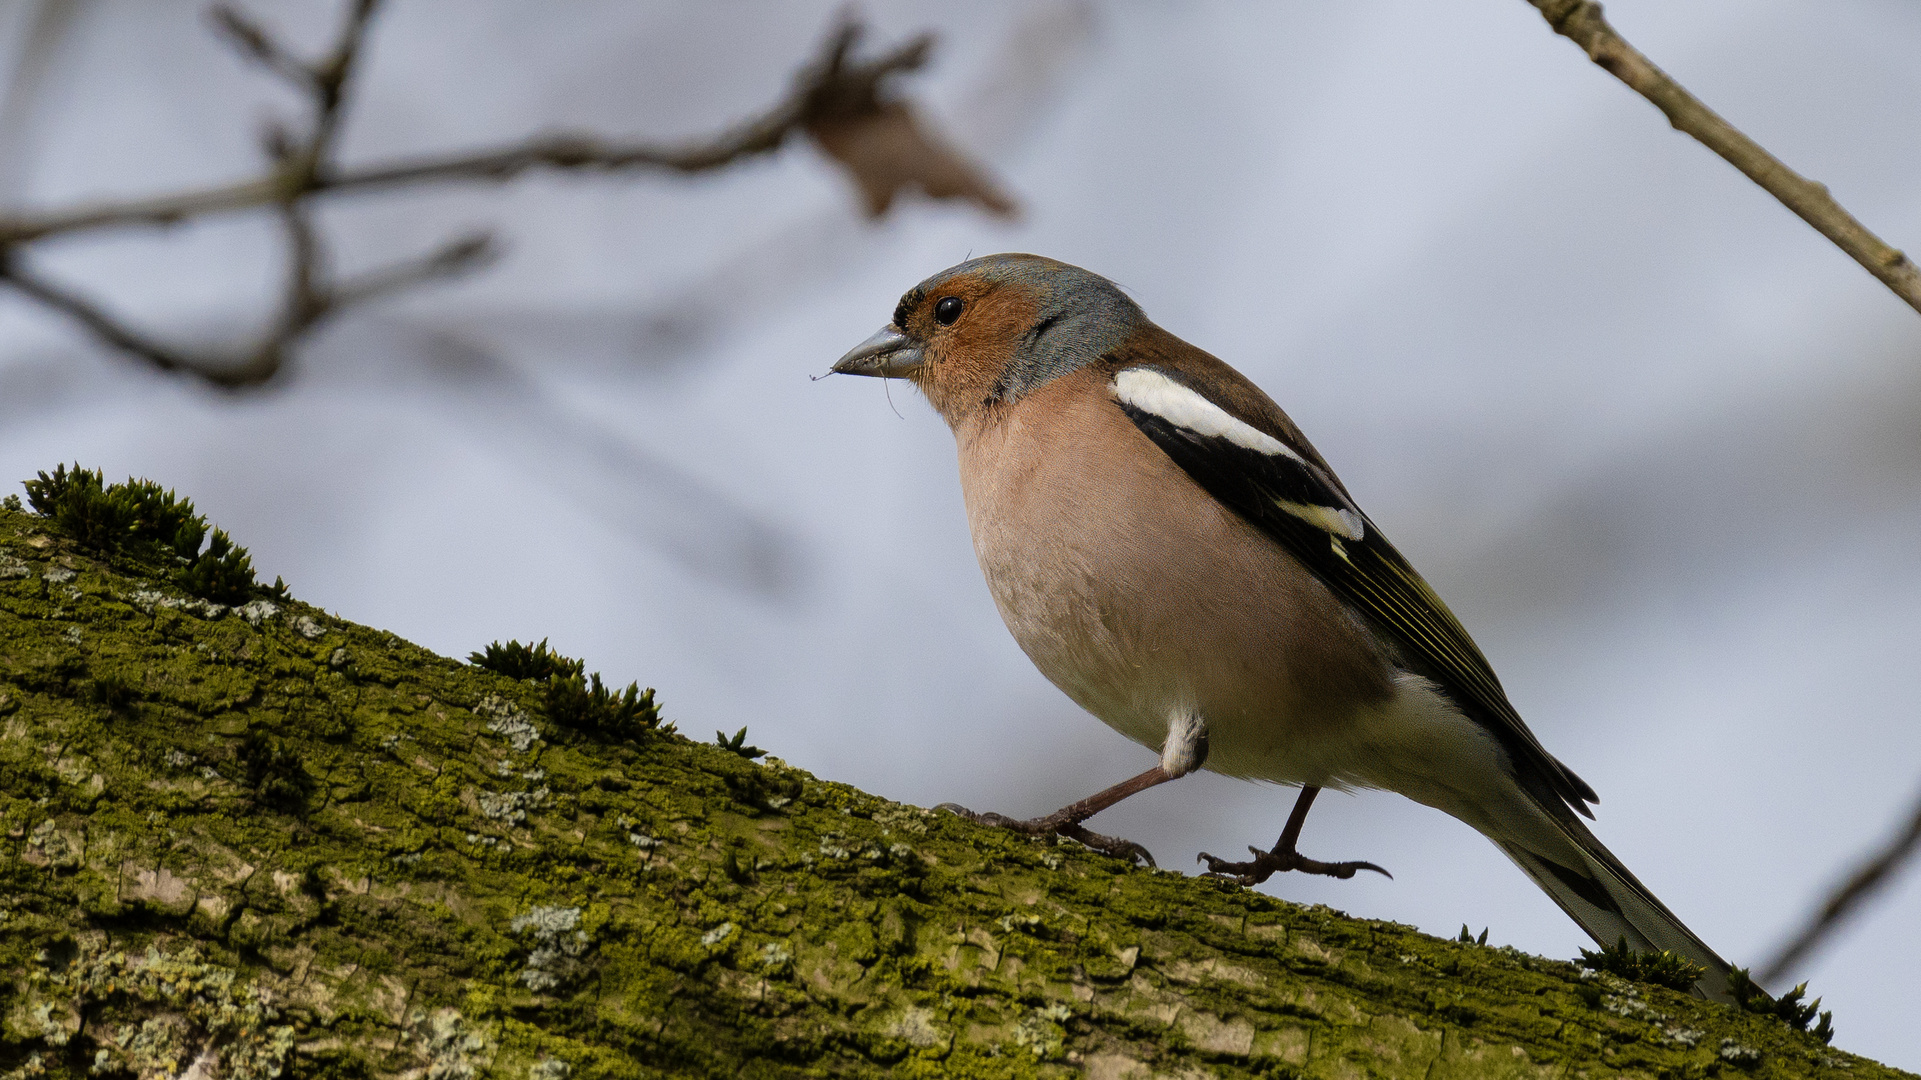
[915,253,1145,402]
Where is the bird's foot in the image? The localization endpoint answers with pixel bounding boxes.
[937,803,1156,867]
[1197,843,1391,886]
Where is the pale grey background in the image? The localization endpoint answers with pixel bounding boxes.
[2,0,1918,1065]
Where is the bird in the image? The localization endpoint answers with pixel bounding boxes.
[829,252,1734,1000]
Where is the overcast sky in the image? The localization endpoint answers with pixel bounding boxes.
[2,0,1919,1065]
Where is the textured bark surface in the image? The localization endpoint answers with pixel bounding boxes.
[0,502,1903,1079]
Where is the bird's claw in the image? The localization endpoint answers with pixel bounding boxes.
[937,803,1156,867]
[1057,822,1156,868]
[936,803,1041,832]
[1197,843,1391,886]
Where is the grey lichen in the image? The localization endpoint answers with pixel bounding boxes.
[236,599,279,627]
[125,588,228,620]
[478,787,551,825]
[24,821,80,870]
[11,941,294,1080]
[476,694,540,753]
[882,1006,948,1051]
[410,1008,491,1080]
[1011,1004,1073,1060]
[510,907,589,992]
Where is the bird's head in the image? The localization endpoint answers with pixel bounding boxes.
[832,253,1145,424]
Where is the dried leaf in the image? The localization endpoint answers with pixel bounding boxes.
[807,100,1017,219]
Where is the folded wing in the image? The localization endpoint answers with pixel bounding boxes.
[1110,365,1597,817]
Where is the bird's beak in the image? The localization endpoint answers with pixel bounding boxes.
[831,325,924,378]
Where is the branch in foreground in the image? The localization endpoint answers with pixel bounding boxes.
[1526,0,1921,318]
[1760,784,1921,987]
[0,499,1887,1079]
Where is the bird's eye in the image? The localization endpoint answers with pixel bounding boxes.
[934,296,964,325]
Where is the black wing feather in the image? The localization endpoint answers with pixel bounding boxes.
[1119,396,1598,815]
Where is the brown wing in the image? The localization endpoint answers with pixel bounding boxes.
[1109,352,1598,816]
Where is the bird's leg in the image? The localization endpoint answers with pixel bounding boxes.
[941,764,1175,866]
[940,712,1210,867]
[1198,785,1392,885]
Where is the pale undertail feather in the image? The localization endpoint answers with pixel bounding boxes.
[1492,806,1734,1003]
[1356,679,1733,1001]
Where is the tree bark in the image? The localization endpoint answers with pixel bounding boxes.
[0,502,1897,1079]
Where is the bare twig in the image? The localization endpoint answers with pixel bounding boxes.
[209,5,317,93]
[277,200,326,332]
[304,0,378,166]
[0,4,975,387]
[0,16,934,244]
[1760,784,1921,987]
[328,231,496,311]
[0,177,287,244]
[0,254,210,378]
[0,0,394,387]
[1526,0,1921,317]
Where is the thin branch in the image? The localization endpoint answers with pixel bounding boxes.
[277,200,327,332]
[0,255,225,381]
[1759,784,1921,987]
[1526,0,1921,317]
[0,177,288,244]
[1532,0,1921,982]
[327,231,496,311]
[208,5,317,93]
[0,218,494,391]
[0,17,933,246]
[306,0,378,166]
[0,0,392,388]
[0,5,953,388]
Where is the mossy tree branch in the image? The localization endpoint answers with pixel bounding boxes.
[1525,0,1921,317]
[0,495,1895,1078]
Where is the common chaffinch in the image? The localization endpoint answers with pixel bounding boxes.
[832,253,1733,999]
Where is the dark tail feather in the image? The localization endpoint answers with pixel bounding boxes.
[1496,812,1733,1002]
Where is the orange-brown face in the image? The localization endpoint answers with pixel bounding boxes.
[832,253,1148,426]
[890,271,1039,425]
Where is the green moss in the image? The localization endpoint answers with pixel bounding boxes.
[0,494,1906,1079]
[541,671,662,742]
[1729,969,1836,1046]
[470,638,584,683]
[1578,936,1707,994]
[20,464,272,605]
[172,528,261,606]
[714,727,766,760]
[234,727,317,813]
[470,637,664,743]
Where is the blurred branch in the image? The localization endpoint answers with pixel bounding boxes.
[1759,783,1921,988]
[0,253,207,377]
[0,3,1009,388]
[209,4,327,97]
[1526,0,1921,318]
[330,232,496,311]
